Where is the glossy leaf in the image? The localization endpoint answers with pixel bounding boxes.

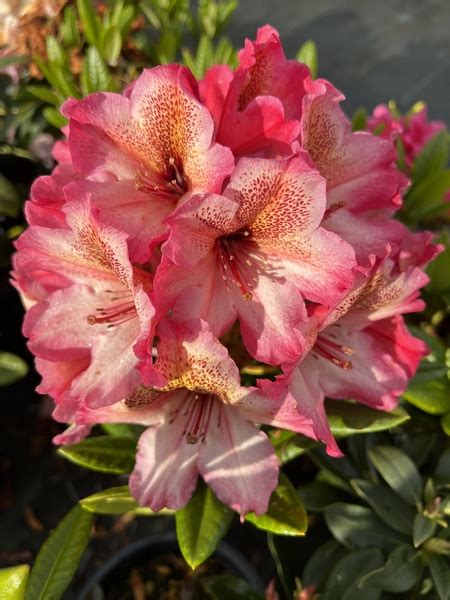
[25,505,93,600]
[426,231,450,295]
[302,540,347,588]
[321,549,384,600]
[57,435,136,474]
[0,352,28,386]
[0,565,29,600]
[368,446,422,506]
[435,448,450,482]
[246,473,307,535]
[360,544,423,593]
[100,423,140,438]
[404,379,450,415]
[175,482,233,569]
[413,513,436,547]
[298,481,342,512]
[427,553,450,600]
[203,575,264,600]
[80,486,173,516]
[296,40,318,78]
[324,503,406,551]
[326,400,410,436]
[270,430,317,465]
[351,479,415,535]
[405,169,450,221]
[441,411,450,436]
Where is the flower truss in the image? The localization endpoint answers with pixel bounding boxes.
[12,25,439,516]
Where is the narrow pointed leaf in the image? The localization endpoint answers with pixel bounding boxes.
[0,352,28,386]
[57,435,136,474]
[0,565,29,600]
[413,513,437,547]
[246,473,307,535]
[176,482,233,569]
[368,446,422,506]
[25,505,93,600]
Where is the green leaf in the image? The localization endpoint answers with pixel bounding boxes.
[175,482,233,569]
[296,40,318,78]
[368,445,422,507]
[102,26,122,67]
[60,6,80,47]
[270,430,317,465]
[25,505,93,600]
[77,0,100,46]
[326,399,410,436]
[203,575,264,600]
[351,479,415,535]
[42,107,68,130]
[46,36,66,66]
[441,411,450,436]
[352,107,367,131]
[303,540,347,588]
[57,435,136,474]
[412,130,449,183]
[27,85,61,107]
[321,549,384,600]
[246,473,307,535]
[0,55,27,69]
[100,423,140,438]
[324,503,406,551]
[0,352,28,386]
[0,565,29,600]
[309,446,358,488]
[405,169,450,222]
[298,481,342,512]
[413,513,437,547]
[360,544,423,593]
[85,47,112,92]
[404,379,450,415]
[427,554,450,600]
[427,231,450,295]
[0,176,20,218]
[435,448,450,483]
[80,485,173,516]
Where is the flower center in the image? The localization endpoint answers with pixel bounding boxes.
[170,392,218,445]
[219,233,258,301]
[135,156,186,199]
[313,333,354,370]
[87,290,136,329]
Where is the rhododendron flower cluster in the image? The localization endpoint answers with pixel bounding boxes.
[12,26,437,516]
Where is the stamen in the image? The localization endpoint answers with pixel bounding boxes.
[87,297,136,328]
[313,334,354,370]
[182,393,215,444]
[219,238,256,301]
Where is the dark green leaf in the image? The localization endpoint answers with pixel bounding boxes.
[175,482,233,569]
[435,448,450,483]
[321,549,384,600]
[405,169,450,222]
[25,505,93,600]
[351,479,415,535]
[27,85,61,107]
[302,540,347,588]
[296,40,318,78]
[80,485,173,516]
[326,399,410,436]
[203,575,264,600]
[427,554,450,600]
[57,435,136,474]
[0,565,29,600]
[309,446,358,488]
[426,231,450,295]
[270,430,317,465]
[324,503,406,551]
[441,411,450,436]
[368,446,422,506]
[0,177,20,218]
[246,473,307,535]
[298,481,343,512]
[412,130,449,183]
[0,352,28,386]
[413,513,437,547]
[360,544,423,593]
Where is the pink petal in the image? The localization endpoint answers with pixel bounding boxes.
[129,392,200,511]
[198,404,279,515]
[199,65,234,130]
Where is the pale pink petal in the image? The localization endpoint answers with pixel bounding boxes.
[53,424,92,446]
[129,392,200,511]
[198,404,279,515]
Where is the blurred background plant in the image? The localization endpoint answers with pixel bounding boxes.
[0,2,449,599]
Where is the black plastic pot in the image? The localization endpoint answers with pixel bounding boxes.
[76,531,265,599]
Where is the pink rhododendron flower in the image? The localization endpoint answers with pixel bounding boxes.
[68,319,310,515]
[261,252,430,456]
[155,153,355,365]
[13,196,156,417]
